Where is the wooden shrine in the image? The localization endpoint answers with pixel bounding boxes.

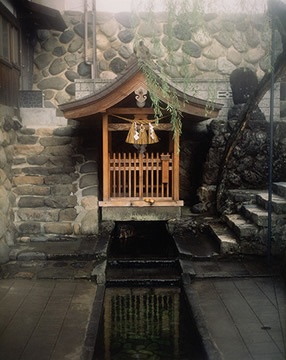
[60,57,222,220]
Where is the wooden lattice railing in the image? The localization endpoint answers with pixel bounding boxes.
[109,152,173,199]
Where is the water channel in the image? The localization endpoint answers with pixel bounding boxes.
[92,221,208,360]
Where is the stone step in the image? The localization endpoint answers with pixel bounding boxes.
[256,192,286,214]
[9,237,100,261]
[241,204,277,227]
[106,266,181,286]
[228,189,260,204]
[273,182,286,199]
[108,259,176,267]
[223,213,258,239]
[179,259,196,278]
[208,222,240,255]
[14,220,74,240]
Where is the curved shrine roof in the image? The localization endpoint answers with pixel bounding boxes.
[59,56,223,121]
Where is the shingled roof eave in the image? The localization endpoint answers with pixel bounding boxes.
[59,56,223,120]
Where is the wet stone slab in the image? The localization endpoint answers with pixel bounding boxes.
[0,279,97,360]
[0,260,95,280]
[9,237,100,261]
[192,259,282,278]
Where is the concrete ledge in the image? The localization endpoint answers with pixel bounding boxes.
[81,284,105,360]
[101,206,181,221]
[208,223,240,255]
[20,108,67,126]
[182,279,223,360]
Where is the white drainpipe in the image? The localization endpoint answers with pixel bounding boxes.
[84,0,92,65]
[92,0,98,80]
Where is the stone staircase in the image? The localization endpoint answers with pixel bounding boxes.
[209,182,286,256]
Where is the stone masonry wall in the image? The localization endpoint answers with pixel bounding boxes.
[32,11,280,110]
[179,110,285,213]
[12,124,99,242]
[197,118,286,213]
[0,106,22,263]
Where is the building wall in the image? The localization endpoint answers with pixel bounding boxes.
[0,105,21,262]
[1,8,286,261]
[11,112,100,243]
[32,10,282,119]
[30,0,66,12]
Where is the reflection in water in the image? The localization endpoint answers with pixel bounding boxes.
[94,287,206,360]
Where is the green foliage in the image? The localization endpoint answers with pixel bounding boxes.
[205,81,216,117]
[133,0,273,142]
[139,60,183,139]
[134,0,206,140]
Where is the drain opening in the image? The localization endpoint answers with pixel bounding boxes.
[261,325,271,330]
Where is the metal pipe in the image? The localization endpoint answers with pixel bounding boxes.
[92,0,98,82]
[84,0,92,65]
[267,1,275,264]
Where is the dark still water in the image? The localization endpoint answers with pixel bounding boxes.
[93,287,207,360]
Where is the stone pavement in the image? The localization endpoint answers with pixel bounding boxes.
[0,279,99,360]
[0,237,108,282]
[0,238,106,360]
[191,277,286,360]
[183,260,286,360]
[0,236,285,360]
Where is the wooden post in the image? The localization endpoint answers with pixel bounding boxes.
[161,154,170,184]
[102,113,109,201]
[139,153,143,198]
[172,131,180,201]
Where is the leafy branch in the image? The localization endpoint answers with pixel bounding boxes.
[139,60,183,138]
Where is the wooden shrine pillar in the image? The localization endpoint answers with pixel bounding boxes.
[172,131,180,201]
[102,112,109,201]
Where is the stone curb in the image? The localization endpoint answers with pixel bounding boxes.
[182,278,223,360]
[81,284,105,360]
